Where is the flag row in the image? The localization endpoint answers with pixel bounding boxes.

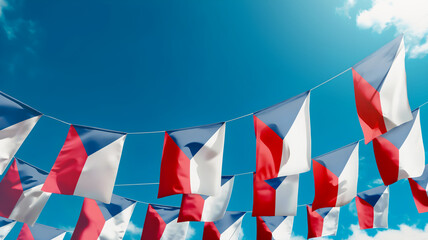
[0,155,426,239]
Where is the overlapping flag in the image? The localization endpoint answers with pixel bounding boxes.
[0,91,42,174]
[312,142,359,210]
[0,158,51,225]
[71,194,136,240]
[0,217,15,239]
[253,174,299,216]
[356,185,389,229]
[18,223,67,240]
[352,35,412,143]
[178,175,234,222]
[202,211,245,240]
[142,204,189,240]
[158,123,226,198]
[256,216,294,240]
[373,109,425,185]
[306,205,340,239]
[408,164,428,213]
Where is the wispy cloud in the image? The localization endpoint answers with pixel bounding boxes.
[347,223,428,239]
[127,221,143,235]
[348,199,358,217]
[185,224,196,240]
[0,0,37,41]
[336,0,356,19]
[337,0,428,58]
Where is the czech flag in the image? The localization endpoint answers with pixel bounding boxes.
[71,194,136,240]
[0,158,51,225]
[0,217,16,239]
[306,205,340,239]
[158,122,226,198]
[178,175,234,222]
[202,211,246,240]
[0,91,42,174]
[254,91,311,178]
[42,125,126,203]
[352,35,412,143]
[257,216,293,240]
[373,109,424,185]
[18,223,66,240]
[253,174,299,216]
[408,164,428,213]
[141,204,189,240]
[312,142,359,210]
[356,185,389,229]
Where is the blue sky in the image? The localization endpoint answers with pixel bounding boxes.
[0,0,427,239]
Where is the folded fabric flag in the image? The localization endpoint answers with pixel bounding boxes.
[312,142,359,210]
[0,91,42,174]
[254,91,311,178]
[0,158,51,225]
[18,223,66,240]
[408,164,428,213]
[257,216,293,240]
[306,205,340,239]
[71,194,136,240]
[253,174,299,216]
[178,175,234,222]
[141,204,189,240]
[356,185,389,229]
[352,35,412,143]
[0,217,16,239]
[373,109,424,185]
[203,211,246,240]
[158,122,226,198]
[42,125,126,204]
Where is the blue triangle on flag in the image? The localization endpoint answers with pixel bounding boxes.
[74,125,125,156]
[167,122,223,161]
[265,176,287,190]
[260,216,288,232]
[314,142,358,177]
[254,91,309,139]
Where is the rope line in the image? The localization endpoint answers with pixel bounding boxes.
[38,67,352,134]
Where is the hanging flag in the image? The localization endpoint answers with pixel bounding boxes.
[312,142,359,210]
[306,205,340,239]
[0,217,16,239]
[0,158,51,225]
[254,91,311,178]
[408,164,428,213]
[71,194,136,240]
[42,125,126,204]
[141,204,189,240]
[178,175,234,222]
[352,35,412,143]
[253,174,299,216]
[373,109,424,185]
[0,91,42,174]
[256,216,293,240]
[18,223,66,240]
[356,185,389,229]
[202,211,245,240]
[158,122,226,198]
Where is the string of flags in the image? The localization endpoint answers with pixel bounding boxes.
[0,34,426,240]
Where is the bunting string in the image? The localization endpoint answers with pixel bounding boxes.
[39,67,353,135]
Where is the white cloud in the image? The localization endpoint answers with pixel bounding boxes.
[185,224,196,240]
[355,0,428,58]
[348,199,358,217]
[347,224,428,240]
[336,0,357,19]
[126,221,143,235]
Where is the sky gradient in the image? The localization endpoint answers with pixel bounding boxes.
[0,0,427,239]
